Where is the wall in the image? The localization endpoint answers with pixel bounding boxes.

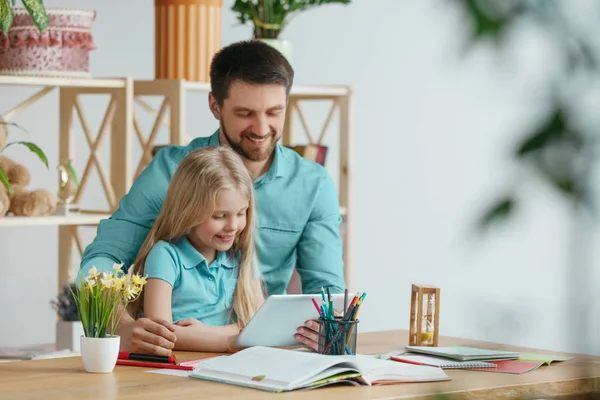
[1,0,598,356]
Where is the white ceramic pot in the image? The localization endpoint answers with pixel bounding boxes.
[257,39,292,63]
[80,335,120,373]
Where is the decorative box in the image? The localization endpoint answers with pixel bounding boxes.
[0,8,96,77]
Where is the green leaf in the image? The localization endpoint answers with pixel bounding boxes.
[0,166,13,196]
[4,141,49,168]
[516,108,566,157]
[477,196,515,230]
[533,153,579,198]
[0,0,14,35]
[21,0,48,32]
[66,160,80,188]
[0,120,30,138]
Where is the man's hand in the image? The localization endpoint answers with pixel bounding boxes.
[119,317,177,356]
[295,310,342,352]
[294,319,320,352]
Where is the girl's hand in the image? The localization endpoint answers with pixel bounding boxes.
[175,318,204,328]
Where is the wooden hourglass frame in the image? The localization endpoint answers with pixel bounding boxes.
[409,284,440,346]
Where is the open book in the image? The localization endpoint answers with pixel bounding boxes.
[189,346,450,392]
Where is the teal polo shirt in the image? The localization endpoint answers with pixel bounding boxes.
[80,129,346,296]
[144,237,238,325]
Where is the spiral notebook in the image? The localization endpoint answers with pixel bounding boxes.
[391,354,497,369]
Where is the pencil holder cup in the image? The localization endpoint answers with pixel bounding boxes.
[317,316,359,356]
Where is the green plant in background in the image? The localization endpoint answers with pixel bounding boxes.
[453,0,596,372]
[0,0,48,34]
[449,0,598,230]
[0,121,48,196]
[231,0,352,39]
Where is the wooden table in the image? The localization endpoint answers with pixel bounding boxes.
[1,330,599,400]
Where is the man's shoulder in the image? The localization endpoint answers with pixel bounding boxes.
[153,135,215,165]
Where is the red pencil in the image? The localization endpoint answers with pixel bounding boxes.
[390,356,426,367]
[116,359,194,371]
[311,297,323,317]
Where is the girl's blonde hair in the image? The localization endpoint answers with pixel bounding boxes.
[129,146,263,326]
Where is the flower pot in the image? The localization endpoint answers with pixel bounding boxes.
[258,39,292,63]
[56,320,85,352]
[80,335,120,373]
[154,0,223,82]
[0,8,96,77]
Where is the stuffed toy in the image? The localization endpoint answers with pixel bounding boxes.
[0,154,57,217]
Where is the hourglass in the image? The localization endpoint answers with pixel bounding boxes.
[409,284,440,346]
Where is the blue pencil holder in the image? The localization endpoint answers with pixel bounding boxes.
[317,316,358,356]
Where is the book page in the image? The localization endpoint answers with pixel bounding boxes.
[193,347,358,389]
[349,355,451,385]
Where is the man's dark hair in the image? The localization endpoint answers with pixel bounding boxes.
[210,40,294,106]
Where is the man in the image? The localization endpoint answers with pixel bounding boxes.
[79,40,346,354]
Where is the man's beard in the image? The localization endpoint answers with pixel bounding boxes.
[220,119,280,162]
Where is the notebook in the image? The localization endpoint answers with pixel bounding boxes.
[189,346,451,393]
[391,354,497,369]
[404,346,519,361]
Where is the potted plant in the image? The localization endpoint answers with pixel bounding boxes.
[231,0,352,61]
[0,121,48,196]
[0,3,96,78]
[0,0,48,34]
[51,283,85,352]
[70,264,147,373]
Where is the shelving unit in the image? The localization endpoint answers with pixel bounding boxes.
[0,75,133,294]
[133,79,353,289]
[0,213,110,227]
[1,76,353,353]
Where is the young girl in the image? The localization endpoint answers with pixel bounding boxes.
[129,146,265,353]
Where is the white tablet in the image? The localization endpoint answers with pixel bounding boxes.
[236,293,351,348]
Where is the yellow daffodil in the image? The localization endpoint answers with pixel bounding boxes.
[131,275,147,286]
[112,278,124,292]
[87,266,100,280]
[124,285,137,300]
[100,277,113,290]
[72,261,148,339]
[113,263,124,274]
[85,278,96,289]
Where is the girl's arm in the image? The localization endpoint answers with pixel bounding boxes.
[143,279,240,353]
[169,277,267,351]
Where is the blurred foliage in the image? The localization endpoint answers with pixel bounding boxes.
[451,0,598,230]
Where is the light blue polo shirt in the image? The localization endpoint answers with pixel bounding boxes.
[144,237,238,325]
[80,129,346,296]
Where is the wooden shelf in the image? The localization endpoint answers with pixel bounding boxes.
[0,213,109,227]
[134,79,350,97]
[0,75,127,89]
